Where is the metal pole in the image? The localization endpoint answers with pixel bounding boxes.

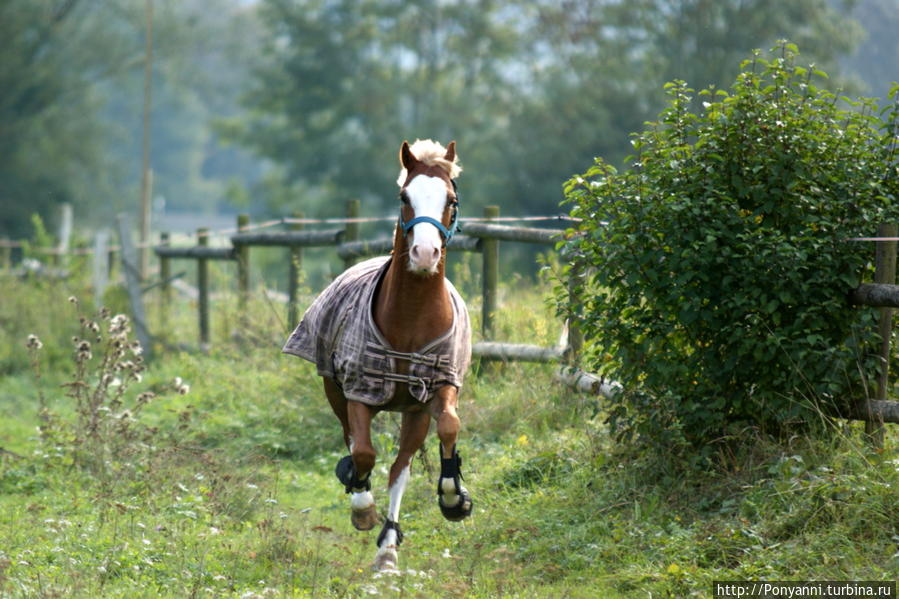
[138,0,154,280]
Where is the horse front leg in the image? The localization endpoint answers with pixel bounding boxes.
[374,409,430,572]
[431,385,473,521]
[337,399,380,531]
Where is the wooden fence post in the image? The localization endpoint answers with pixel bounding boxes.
[92,230,110,308]
[56,203,72,269]
[288,211,304,330]
[236,214,250,320]
[159,232,171,331]
[482,205,500,339]
[198,227,210,350]
[115,214,152,359]
[108,246,117,280]
[343,199,360,271]
[0,239,10,271]
[565,258,584,365]
[867,223,897,447]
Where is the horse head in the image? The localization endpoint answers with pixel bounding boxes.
[397,139,462,275]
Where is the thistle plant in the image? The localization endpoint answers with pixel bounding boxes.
[28,296,189,475]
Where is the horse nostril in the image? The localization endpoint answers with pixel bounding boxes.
[410,244,439,267]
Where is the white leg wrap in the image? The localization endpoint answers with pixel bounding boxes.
[378,528,398,548]
[351,490,374,510]
[440,477,460,507]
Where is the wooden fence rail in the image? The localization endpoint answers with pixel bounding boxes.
[231,229,344,247]
[336,235,482,261]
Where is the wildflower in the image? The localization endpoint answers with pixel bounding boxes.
[109,314,129,335]
[130,341,143,356]
[178,384,190,395]
[173,377,182,387]
[117,410,133,421]
[76,340,92,362]
[86,321,100,334]
[68,296,78,304]
[26,334,43,350]
[136,392,155,404]
[99,307,110,319]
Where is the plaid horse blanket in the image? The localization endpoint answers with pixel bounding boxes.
[282,256,471,406]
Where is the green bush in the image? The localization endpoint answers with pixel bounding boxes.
[561,43,899,450]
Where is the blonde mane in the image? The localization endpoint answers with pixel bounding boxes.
[396,139,462,187]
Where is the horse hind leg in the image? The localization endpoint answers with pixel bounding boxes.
[437,444,472,521]
[373,410,430,572]
[432,387,473,521]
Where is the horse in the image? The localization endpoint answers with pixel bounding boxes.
[282,139,473,571]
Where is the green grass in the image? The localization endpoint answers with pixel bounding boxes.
[1,273,897,598]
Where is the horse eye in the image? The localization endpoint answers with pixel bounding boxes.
[399,191,410,204]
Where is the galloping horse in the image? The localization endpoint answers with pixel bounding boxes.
[283,139,473,571]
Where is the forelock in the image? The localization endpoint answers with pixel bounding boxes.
[396,139,462,187]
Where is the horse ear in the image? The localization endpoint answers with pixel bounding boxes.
[444,141,456,163]
[400,141,417,170]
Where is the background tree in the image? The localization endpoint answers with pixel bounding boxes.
[229,0,864,226]
[0,0,132,238]
[0,0,264,239]
[221,0,527,217]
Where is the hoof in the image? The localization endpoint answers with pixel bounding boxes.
[351,503,381,531]
[439,486,473,521]
[373,545,399,572]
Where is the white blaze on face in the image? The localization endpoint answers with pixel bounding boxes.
[404,175,448,274]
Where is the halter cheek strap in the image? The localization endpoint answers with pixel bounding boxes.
[399,179,461,244]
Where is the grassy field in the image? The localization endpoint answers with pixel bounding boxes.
[0,267,897,598]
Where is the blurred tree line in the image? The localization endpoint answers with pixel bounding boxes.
[1,0,897,240]
[0,0,262,239]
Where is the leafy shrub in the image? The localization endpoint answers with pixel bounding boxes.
[560,43,899,449]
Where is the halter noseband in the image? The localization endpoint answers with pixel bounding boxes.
[399,179,461,245]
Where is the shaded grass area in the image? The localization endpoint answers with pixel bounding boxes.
[1,277,897,597]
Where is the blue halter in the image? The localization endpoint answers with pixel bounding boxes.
[399,179,461,244]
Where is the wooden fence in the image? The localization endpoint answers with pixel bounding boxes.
[4,205,897,443]
[847,223,899,444]
[151,201,574,364]
[147,205,899,434]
